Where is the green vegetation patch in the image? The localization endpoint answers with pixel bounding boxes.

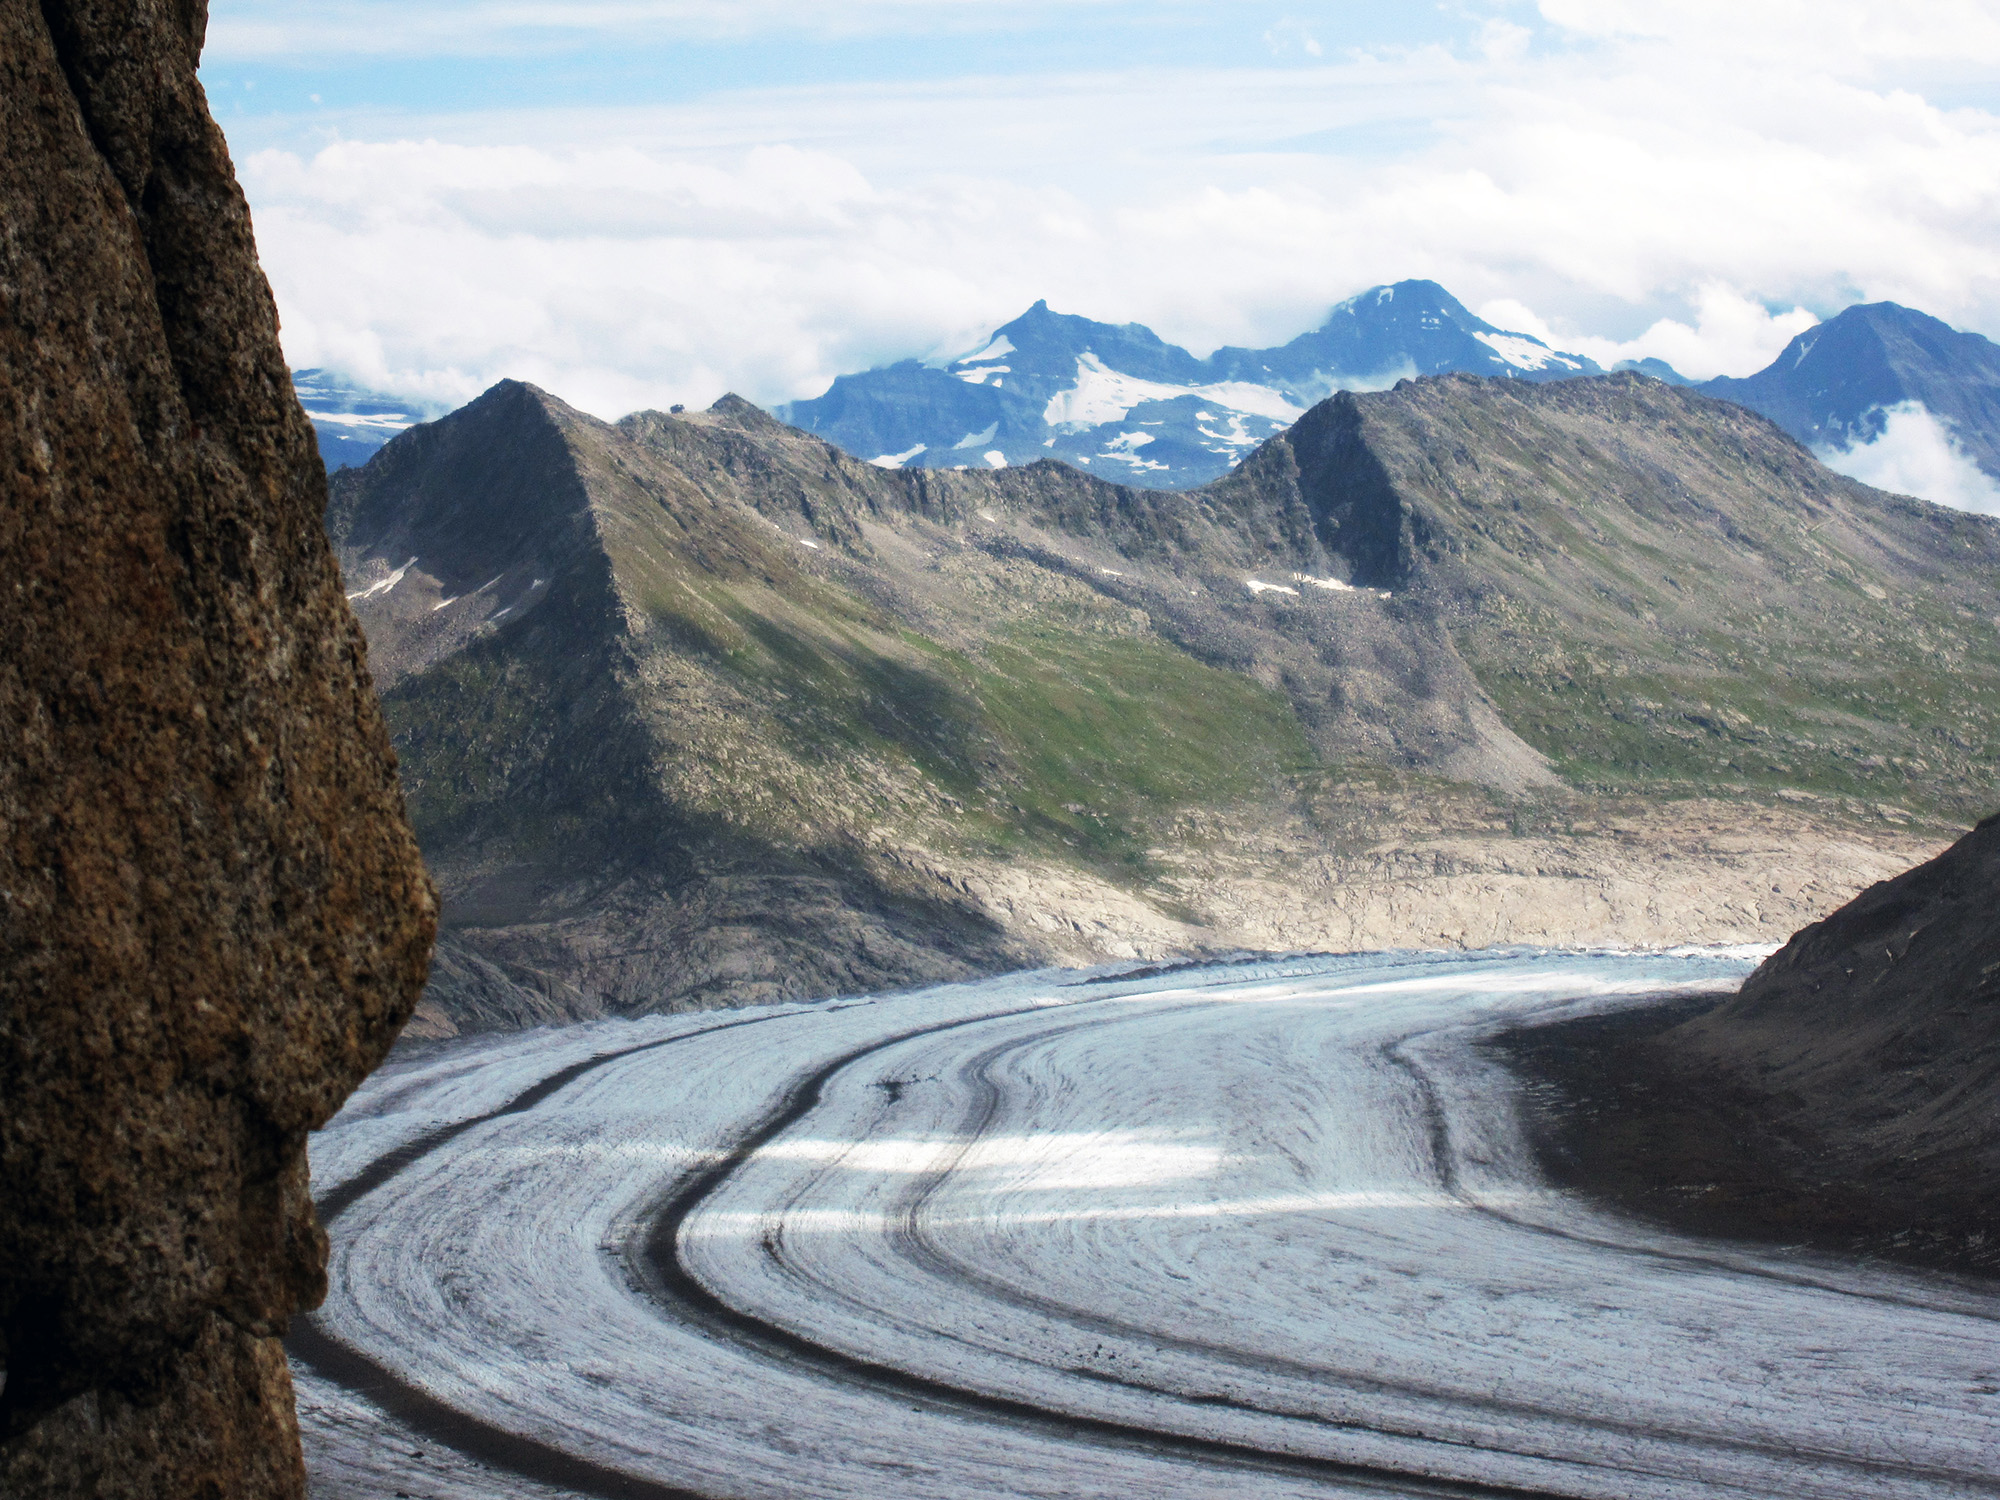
[968,624,1317,867]
[633,572,1318,877]
[1465,609,2000,823]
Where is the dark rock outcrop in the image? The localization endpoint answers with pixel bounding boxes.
[1675,814,2000,1253]
[0,2,436,1495]
[1503,815,2000,1275]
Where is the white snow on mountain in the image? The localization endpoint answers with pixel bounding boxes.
[306,408,421,432]
[1471,330,1585,373]
[1042,353,1304,430]
[954,334,1015,367]
[868,442,927,468]
[1196,410,1264,452]
[344,557,415,602]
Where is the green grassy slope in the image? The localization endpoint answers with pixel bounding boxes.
[1255,373,2000,822]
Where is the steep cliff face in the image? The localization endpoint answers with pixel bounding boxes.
[0,3,436,1496]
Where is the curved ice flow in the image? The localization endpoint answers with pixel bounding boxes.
[301,953,2000,1500]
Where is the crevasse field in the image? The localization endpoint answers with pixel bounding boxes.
[293,952,2000,1500]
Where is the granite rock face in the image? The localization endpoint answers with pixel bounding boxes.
[0,2,436,1495]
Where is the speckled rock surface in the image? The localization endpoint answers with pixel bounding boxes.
[0,1,436,1494]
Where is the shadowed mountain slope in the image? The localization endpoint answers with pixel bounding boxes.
[1503,813,2000,1276]
[331,373,2000,1032]
[1682,813,2000,1204]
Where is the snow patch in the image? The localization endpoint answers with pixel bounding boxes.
[956,365,1010,386]
[345,556,415,601]
[797,536,821,549]
[308,409,417,432]
[432,574,502,613]
[1043,353,1303,430]
[1472,330,1569,372]
[1294,573,1391,599]
[1245,578,1300,597]
[955,333,1014,366]
[869,443,926,469]
[951,423,999,450]
[983,450,1008,469]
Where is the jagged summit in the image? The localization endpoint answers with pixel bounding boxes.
[1211,279,1601,399]
[776,280,1610,490]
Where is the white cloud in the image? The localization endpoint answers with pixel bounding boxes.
[233,3,2000,418]
[1815,402,2000,515]
[1536,0,2000,70]
[207,0,1129,57]
[1263,18,1323,59]
[1476,287,1820,381]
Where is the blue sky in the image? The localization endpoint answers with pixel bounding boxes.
[201,1,2000,419]
[202,3,1481,118]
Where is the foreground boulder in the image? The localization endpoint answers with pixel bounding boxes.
[0,2,435,1495]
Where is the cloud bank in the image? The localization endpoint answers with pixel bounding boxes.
[1816,404,2000,516]
[222,0,2000,420]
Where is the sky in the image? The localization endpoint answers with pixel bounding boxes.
[204,0,2000,431]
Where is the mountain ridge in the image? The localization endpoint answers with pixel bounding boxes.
[329,369,1995,1034]
[301,285,2000,506]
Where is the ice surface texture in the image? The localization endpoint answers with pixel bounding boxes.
[299,953,2000,1499]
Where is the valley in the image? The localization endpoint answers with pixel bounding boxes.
[327,372,1995,1033]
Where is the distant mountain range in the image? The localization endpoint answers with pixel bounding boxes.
[298,284,2000,501]
[773,281,1614,487]
[327,370,1997,1033]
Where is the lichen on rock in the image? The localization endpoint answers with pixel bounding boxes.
[0,2,436,1495]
